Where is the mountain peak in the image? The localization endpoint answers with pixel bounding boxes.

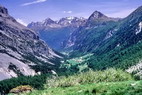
[0,5,8,15]
[90,10,107,19]
[44,18,54,22]
[43,18,56,25]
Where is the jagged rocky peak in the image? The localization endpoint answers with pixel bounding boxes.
[28,18,58,28]
[0,5,8,15]
[91,11,107,19]
[88,10,109,21]
[28,21,42,27]
[86,10,119,26]
[43,18,56,25]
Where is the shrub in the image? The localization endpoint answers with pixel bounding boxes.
[9,85,33,94]
[46,68,133,88]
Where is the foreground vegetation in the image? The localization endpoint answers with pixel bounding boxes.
[47,69,133,88]
[6,68,137,95]
[23,80,142,95]
[0,74,47,94]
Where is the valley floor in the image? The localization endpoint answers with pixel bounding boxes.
[19,80,142,95]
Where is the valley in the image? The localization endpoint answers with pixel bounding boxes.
[0,1,142,95]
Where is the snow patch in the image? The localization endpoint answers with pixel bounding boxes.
[105,30,113,40]
[67,16,74,20]
[135,22,142,35]
[117,44,120,47]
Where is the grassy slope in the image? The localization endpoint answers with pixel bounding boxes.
[10,69,138,95]
[23,80,142,95]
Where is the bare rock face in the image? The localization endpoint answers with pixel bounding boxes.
[0,5,62,81]
[0,6,8,15]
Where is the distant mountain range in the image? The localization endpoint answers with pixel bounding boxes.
[28,17,86,50]
[28,17,86,30]
[0,5,63,80]
[28,11,120,51]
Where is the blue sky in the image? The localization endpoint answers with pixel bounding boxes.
[0,0,142,25]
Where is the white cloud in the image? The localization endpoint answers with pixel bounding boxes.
[63,11,72,14]
[16,18,27,26]
[106,8,135,18]
[21,0,47,6]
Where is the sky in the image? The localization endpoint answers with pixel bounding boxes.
[0,0,142,26]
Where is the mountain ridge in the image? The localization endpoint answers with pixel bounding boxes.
[28,16,86,50]
[28,16,86,29]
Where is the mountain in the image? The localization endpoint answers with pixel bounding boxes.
[28,18,60,30]
[93,6,142,55]
[64,11,120,52]
[0,5,63,81]
[28,17,86,50]
[64,6,142,76]
[89,6,142,74]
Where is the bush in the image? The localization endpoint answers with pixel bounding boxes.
[10,85,33,94]
[46,68,133,88]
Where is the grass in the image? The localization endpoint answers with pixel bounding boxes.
[60,53,94,73]
[21,80,142,95]
[8,69,135,95]
[47,69,133,88]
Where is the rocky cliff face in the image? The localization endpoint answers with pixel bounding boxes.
[0,5,62,81]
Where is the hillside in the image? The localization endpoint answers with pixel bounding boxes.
[0,5,63,81]
[59,6,142,77]
[86,6,142,74]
